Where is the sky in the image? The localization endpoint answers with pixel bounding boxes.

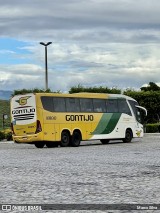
[0,0,160,92]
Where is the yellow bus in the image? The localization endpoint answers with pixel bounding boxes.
[11,92,147,148]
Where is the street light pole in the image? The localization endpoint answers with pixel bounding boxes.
[40,42,52,91]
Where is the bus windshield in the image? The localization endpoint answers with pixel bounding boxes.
[128,100,146,124]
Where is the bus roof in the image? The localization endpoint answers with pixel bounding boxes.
[32,92,137,101]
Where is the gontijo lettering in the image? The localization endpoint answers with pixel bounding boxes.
[66,115,94,121]
[12,108,35,115]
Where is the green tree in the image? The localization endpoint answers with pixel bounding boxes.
[69,84,121,94]
[11,88,62,96]
[141,82,160,91]
[124,90,160,123]
[12,88,52,96]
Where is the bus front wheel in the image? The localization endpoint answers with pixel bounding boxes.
[100,139,110,144]
[60,131,70,147]
[123,129,133,143]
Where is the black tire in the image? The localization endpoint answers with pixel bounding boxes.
[35,141,45,148]
[46,142,59,148]
[60,131,70,147]
[71,131,81,147]
[100,139,110,144]
[123,129,133,143]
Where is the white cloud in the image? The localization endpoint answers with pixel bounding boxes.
[1,41,160,91]
[0,0,160,91]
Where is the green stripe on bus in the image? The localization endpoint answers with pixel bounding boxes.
[93,114,112,134]
[93,113,121,135]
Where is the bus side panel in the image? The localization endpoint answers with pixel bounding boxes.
[56,123,91,141]
[42,110,56,142]
[91,113,121,139]
[43,124,56,141]
[53,113,101,141]
[91,113,143,140]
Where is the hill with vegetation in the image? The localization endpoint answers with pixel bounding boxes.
[0,90,12,100]
[0,99,10,130]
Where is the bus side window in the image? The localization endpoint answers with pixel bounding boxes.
[80,98,93,112]
[106,99,118,113]
[53,97,66,112]
[41,96,54,112]
[93,99,106,112]
[66,98,80,112]
[118,99,132,115]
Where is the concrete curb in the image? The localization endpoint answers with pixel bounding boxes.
[0,141,14,143]
[144,133,160,136]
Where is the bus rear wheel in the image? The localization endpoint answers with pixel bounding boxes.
[71,131,81,147]
[35,141,45,148]
[100,139,110,144]
[60,131,70,147]
[123,129,133,143]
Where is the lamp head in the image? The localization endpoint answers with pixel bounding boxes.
[40,42,52,46]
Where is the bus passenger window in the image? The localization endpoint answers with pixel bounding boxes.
[66,98,80,112]
[53,98,66,112]
[80,98,93,112]
[107,100,118,113]
[41,97,54,112]
[93,99,106,112]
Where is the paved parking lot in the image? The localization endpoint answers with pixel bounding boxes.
[0,134,160,212]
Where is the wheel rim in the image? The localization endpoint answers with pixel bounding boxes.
[62,134,69,144]
[61,132,70,147]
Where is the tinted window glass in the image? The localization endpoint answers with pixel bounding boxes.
[53,97,66,112]
[118,99,131,115]
[107,99,118,113]
[129,100,142,122]
[41,97,53,112]
[66,98,80,112]
[129,100,138,117]
[80,98,93,112]
[93,99,106,112]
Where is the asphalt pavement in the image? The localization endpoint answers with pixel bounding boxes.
[0,134,160,212]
